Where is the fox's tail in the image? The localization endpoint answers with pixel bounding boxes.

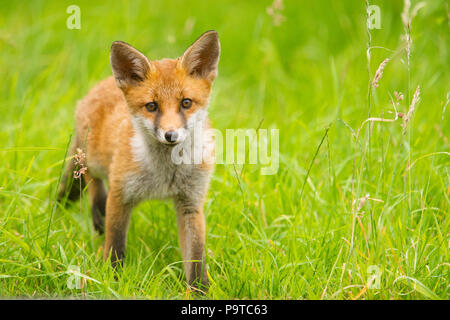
[57,136,85,203]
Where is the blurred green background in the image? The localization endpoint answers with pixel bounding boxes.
[0,0,448,299]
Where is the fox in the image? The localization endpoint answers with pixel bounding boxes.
[58,30,220,290]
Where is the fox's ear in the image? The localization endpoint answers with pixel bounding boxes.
[110,41,151,89]
[181,30,220,81]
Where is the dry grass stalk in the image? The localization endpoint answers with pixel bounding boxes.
[356,94,399,140]
[401,0,411,28]
[372,58,389,89]
[401,85,420,133]
[356,194,369,213]
[353,194,384,216]
[401,0,426,64]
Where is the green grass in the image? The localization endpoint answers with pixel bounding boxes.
[0,0,448,299]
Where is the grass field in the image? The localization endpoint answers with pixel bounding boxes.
[0,0,448,299]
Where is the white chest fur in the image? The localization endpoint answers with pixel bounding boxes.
[123,125,211,205]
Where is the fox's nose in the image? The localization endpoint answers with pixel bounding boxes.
[164,130,178,143]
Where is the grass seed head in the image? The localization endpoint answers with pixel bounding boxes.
[372,58,389,89]
[266,0,285,26]
[394,91,404,103]
[401,85,421,133]
[73,148,87,179]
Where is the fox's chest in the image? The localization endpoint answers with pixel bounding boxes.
[123,160,191,203]
[122,132,209,205]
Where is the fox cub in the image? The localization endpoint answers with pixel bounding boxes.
[58,31,220,290]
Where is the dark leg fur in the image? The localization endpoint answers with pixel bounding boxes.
[91,183,107,234]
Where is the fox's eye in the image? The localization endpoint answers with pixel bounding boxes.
[145,102,158,112]
[181,98,193,109]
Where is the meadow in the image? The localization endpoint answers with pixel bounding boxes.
[0,0,448,299]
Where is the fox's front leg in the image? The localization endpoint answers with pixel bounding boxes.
[103,186,132,268]
[175,195,209,291]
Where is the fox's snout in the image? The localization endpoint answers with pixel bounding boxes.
[155,126,187,145]
[152,107,186,144]
[164,130,178,143]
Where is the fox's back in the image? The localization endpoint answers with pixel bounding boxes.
[75,76,131,178]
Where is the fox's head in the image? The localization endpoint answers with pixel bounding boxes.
[110,31,220,145]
